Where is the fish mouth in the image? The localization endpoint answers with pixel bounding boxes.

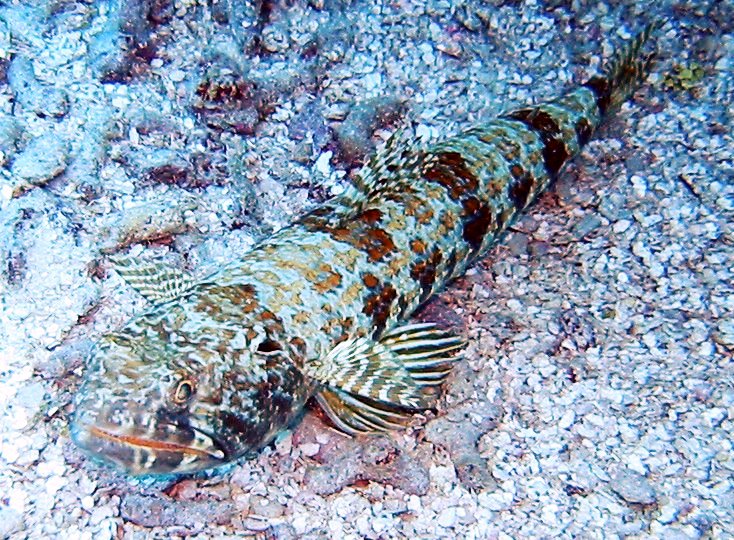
[88,425,227,459]
[73,420,230,475]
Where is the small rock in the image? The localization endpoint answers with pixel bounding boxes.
[506,231,529,256]
[120,494,236,528]
[572,214,602,240]
[14,381,46,413]
[0,112,20,160]
[169,68,186,82]
[613,219,631,233]
[610,468,657,505]
[11,133,69,185]
[0,507,24,537]
[558,410,576,429]
[437,506,457,528]
[36,87,69,118]
[6,55,68,117]
[333,97,405,165]
[314,151,332,176]
[424,400,500,490]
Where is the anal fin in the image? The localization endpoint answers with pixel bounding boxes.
[316,388,409,435]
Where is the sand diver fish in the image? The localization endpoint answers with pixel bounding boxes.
[71,23,661,474]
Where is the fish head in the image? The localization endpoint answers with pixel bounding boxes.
[70,332,232,475]
[71,328,307,476]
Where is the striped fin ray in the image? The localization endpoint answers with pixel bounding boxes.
[316,388,412,435]
[110,255,197,305]
[380,323,464,383]
[307,323,463,434]
[584,20,663,115]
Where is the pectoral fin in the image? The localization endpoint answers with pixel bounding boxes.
[308,322,463,434]
[110,255,197,305]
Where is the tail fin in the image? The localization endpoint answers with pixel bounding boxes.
[584,21,663,116]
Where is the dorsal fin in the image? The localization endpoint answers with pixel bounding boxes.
[110,255,197,305]
[338,126,428,210]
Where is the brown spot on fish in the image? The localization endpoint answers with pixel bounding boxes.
[363,284,397,335]
[342,281,363,305]
[257,339,282,353]
[424,151,479,200]
[494,136,522,161]
[362,273,379,288]
[410,239,426,254]
[302,207,396,263]
[439,210,457,232]
[417,208,434,225]
[312,264,343,294]
[369,228,397,262]
[410,248,443,298]
[360,208,383,224]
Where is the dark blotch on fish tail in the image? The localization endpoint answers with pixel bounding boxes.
[505,108,570,176]
[583,76,612,116]
[424,151,480,200]
[461,196,493,251]
[583,21,661,116]
[444,249,458,279]
[508,165,535,210]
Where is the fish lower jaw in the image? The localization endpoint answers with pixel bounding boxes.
[89,425,226,459]
[72,421,228,475]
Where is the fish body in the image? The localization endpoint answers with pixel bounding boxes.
[72,24,660,474]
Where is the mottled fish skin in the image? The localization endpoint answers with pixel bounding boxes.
[71,25,659,475]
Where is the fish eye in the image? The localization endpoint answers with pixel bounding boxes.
[173,378,195,404]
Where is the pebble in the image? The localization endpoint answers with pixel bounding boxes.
[609,469,657,505]
[299,442,320,457]
[314,151,332,175]
[0,113,20,161]
[0,507,24,538]
[558,410,576,429]
[613,219,631,234]
[10,133,69,185]
[81,496,95,511]
[572,214,602,239]
[169,69,186,82]
[14,381,46,413]
[437,507,457,528]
